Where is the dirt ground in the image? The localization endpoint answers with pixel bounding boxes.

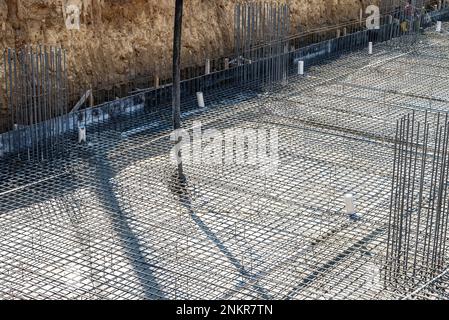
[0,1,381,85]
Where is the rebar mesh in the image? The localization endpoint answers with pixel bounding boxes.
[1,18,449,300]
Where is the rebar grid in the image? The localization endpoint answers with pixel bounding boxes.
[2,23,449,300]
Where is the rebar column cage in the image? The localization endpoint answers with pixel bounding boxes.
[386,112,449,292]
[234,1,290,86]
[2,46,69,160]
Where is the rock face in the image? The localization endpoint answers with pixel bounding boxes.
[0,0,377,98]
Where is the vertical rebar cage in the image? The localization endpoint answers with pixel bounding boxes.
[386,112,449,291]
[1,46,69,160]
[234,1,290,87]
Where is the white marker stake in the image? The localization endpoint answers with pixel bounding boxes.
[298,60,304,75]
[436,21,442,33]
[196,92,205,108]
[78,125,86,144]
[344,194,355,215]
[368,42,373,55]
[224,58,230,70]
[205,59,211,75]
